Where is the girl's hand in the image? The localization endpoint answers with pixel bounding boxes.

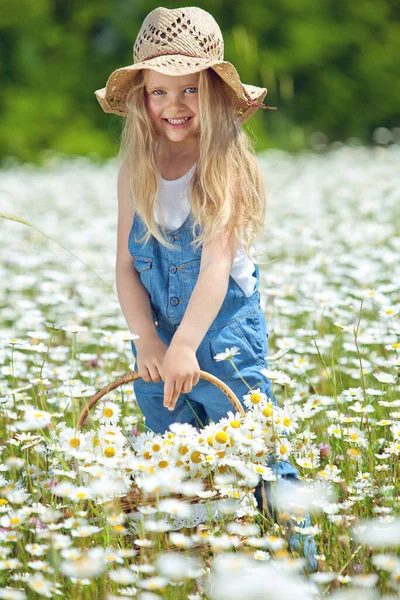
[162,342,200,410]
[135,336,168,383]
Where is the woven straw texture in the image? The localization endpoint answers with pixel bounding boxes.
[94,7,274,124]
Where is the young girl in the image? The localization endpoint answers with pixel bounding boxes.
[95,6,316,568]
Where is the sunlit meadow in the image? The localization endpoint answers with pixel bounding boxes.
[1,141,400,599]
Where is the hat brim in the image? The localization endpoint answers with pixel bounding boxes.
[94,55,268,124]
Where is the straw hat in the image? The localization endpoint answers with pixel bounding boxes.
[94,6,276,124]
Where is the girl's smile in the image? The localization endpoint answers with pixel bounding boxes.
[163,116,193,128]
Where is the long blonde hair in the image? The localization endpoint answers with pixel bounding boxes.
[117,68,267,265]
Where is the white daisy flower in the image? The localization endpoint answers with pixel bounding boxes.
[94,401,121,425]
[243,388,267,408]
[0,588,27,599]
[213,346,241,361]
[27,573,52,597]
[374,372,397,384]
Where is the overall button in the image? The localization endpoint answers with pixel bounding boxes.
[170,297,179,306]
[169,265,177,273]
[167,234,174,243]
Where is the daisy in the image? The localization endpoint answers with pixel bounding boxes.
[250,463,275,481]
[253,550,270,561]
[0,559,22,570]
[349,401,374,414]
[275,440,292,462]
[341,387,364,400]
[279,409,298,434]
[327,423,343,438]
[61,324,88,335]
[25,544,48,557]
[169,422,199,436]
[242,387,268,409]
[379,306,399,319]
[213,346,241,361]
[345,428,368,447]
[27,573,53,597]
[169,532,195,548]
[366,388,386,396]
[0,589,27,600]
[108,568,137,585]
[61,551,106,578]
[58,427,88,454]
[260,368,296,387]
[218,411,244,432]
[97,424,126,447]
[372,553,400,571]
[374,372,397,384]
[94,401,121,426]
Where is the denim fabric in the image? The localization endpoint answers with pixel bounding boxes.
[128,209,298,478]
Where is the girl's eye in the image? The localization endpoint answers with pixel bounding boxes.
[152,87,198,95]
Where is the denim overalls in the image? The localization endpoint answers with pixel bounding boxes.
[128,208,298,477]
[127,209,316,566]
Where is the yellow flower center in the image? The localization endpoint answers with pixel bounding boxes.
[152,444,161,452]
[348,448,360,456]
[179,445,188,455]
[279,445,288,455]
[262,406,272,417]
[283,417,291,427]
[191,451,202,464]
[69,438,80,448]
[215,431,229,444]
[230,420,240,428]
[159,460,168,469]
[103,408,113,418]
[104,447,116,458]
[250,393,261,404]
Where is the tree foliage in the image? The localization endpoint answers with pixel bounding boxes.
[1,0,399,163]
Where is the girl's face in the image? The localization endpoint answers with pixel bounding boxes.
[144,69,200,150]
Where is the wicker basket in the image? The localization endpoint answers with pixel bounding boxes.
[77,370,246,514]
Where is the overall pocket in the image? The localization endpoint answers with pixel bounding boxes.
[181,258,201,298]
[232,309,267,369]
[133,256,153,296]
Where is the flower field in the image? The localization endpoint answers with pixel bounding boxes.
[1,144,400,599]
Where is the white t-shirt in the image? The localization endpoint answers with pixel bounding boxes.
[154,164,257,298]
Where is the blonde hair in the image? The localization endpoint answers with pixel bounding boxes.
[117,68,267,265]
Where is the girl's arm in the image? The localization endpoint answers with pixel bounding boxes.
[115,162,159,348]
[162,227,238,409]
[171,227,238,351]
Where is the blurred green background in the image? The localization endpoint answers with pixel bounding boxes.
[1,0,399,165]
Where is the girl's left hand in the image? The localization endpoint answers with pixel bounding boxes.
[162,342,200,410]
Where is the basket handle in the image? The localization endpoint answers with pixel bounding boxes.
[76,370,244,430]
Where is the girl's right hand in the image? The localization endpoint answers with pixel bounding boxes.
[135,336,168,383]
